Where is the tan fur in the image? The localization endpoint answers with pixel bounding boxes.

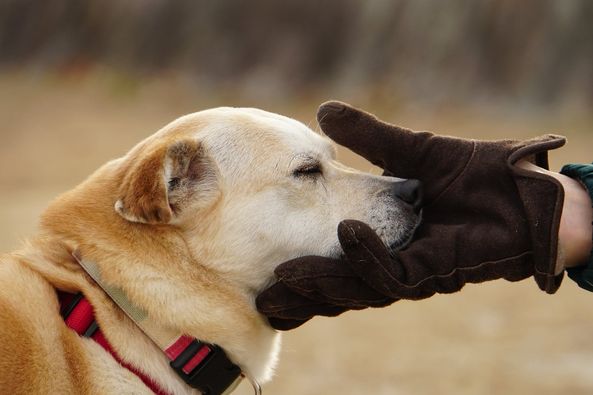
[0,107,420,394]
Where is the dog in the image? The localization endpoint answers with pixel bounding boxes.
[0,107,421,394]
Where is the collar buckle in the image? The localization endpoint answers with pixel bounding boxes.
[170,340,242,395]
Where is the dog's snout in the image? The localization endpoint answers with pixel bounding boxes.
[392,179,423,213]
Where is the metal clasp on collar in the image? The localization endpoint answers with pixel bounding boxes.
[246,374,262,395]
[222,374,260,395]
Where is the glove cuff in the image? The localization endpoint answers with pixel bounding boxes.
[508,135,566,293]
[559,163,593,292]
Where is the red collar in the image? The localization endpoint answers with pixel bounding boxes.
[58,291,243,395]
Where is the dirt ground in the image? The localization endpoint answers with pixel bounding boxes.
[2,74,593,395]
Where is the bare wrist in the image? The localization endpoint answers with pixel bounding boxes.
[555,173,593,271]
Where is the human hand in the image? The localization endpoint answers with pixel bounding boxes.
[257,101,567,330]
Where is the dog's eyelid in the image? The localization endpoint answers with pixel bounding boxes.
[168,177,181,190]
[292,161,323,178]
[289,153,325,178]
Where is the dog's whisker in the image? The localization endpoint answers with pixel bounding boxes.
[306,116,316,133]
[316,112,330,136]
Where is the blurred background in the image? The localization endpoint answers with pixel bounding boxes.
[1,1,593,394]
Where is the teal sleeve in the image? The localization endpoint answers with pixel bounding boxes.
[560,163,593,292]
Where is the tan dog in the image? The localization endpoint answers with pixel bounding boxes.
[0,107,421,394]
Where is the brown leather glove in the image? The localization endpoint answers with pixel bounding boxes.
[257,101,566,330]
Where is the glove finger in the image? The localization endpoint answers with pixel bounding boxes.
[338,220,411,297]
[256,281,335,313]
[317,101,474,187]
[317,101,415,175]
[266,302,352,331]
[271,256,395,306]
[267,317,310,331]
[256,282,359,330]
[338,220,445,300]
[262,297,352,320]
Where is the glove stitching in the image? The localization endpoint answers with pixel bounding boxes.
[372,250,534,290]
[279,273,363,282]
[533,267,559,277]
[278,282,389,306]
[261,301,334,313]
[261,296,390,314]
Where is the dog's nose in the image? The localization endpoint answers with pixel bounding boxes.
[392,179,423,213]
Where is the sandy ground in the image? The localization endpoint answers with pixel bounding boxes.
[2,74,593,394]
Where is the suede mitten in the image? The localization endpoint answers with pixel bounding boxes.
[257,101,566,330]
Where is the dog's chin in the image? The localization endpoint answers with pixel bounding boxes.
[389,232,414,252]
[389,212,422,254]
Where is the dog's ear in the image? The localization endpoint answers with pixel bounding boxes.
[115,139,216,224]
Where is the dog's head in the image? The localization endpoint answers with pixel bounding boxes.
[114,107,422,294]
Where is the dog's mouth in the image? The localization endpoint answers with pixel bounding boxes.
[389,231,415,253]
[388,212,422,254]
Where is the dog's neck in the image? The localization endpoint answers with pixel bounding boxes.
[71,252,251,394]
[67,239,280,381]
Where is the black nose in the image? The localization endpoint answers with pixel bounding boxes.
[392,179,423,213]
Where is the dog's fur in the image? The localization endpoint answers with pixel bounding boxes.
[0,107,420,394]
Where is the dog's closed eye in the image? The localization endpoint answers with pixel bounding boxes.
[168,177,181,190]
[293,163,322,178]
